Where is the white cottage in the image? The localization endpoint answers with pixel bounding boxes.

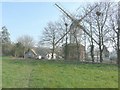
[46,53,57,60]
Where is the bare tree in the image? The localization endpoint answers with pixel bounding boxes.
[82,2,114,63]
[109,2,120,64]
[104,2,119,64]
[17,35,35,58]
[82,6,95,62]
[40,21,64,59]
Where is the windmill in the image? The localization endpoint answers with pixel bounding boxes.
[55,3,99,45]
[55,3,99,60]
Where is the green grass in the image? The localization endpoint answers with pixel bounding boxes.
[2,57,118,88]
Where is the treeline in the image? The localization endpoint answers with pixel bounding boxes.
[0,26,34,57]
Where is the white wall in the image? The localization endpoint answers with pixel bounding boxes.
[46,53,57,60]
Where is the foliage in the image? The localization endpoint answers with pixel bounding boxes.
[1,26,13,56]
[2,42,13,56]
[13,42,25,57]
[17,35,35,58]
[17,35,34,51]
[1,26,10,43]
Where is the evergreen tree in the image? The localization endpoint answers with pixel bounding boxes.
[1,26,10,43]
[14,42,24,57]
[1,26,11,56]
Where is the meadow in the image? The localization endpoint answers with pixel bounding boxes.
[2,57,118,88]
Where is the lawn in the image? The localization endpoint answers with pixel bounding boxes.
[2,57,118,88]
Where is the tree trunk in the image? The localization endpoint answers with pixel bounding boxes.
[65,24,68,60]
[52,36,55,59]
[117,28,120,65]
[91,44,94,63]
[24,50,25,59]
[99,47,103,63]
[52,44,55,59]
[90,22,94,63]
[65,43,68,60]
[99,37,103,63]
[97,13,104,63]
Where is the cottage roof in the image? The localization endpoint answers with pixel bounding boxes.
[31,49,37,55]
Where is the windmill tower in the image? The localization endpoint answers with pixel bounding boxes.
[69,20,82,43]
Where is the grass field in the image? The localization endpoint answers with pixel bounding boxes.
[2,57,118,88]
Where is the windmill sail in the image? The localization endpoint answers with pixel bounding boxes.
[55,3,99,45]
[78,5,98,22]
[55,3,74,21]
